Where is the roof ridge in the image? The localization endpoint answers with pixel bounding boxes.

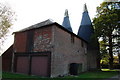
[14,19,55,33]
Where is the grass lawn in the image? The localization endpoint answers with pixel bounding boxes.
[2,69,119,80]
[2,72,42,79]
[65,71,119,78]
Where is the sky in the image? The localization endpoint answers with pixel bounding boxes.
[0,0,104,54]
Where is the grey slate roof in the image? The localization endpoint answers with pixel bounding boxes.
[14,19,55,33]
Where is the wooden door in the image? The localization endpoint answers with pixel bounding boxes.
[31,56,49,77]
[16,56,29,74]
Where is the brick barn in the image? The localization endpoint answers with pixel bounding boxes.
[2,4,100,77]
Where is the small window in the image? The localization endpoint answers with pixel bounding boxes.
[71,34,74,43]
[81,40,84,47]
[84,48,87,54]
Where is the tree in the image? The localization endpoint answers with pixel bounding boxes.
[93,2,120,69]
[0,3,15,50]
[99,40,109,62]
[112,27,120,63]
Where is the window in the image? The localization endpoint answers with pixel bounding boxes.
[71,34,74,43]
[84,48,87,54]
[81,40,84,47]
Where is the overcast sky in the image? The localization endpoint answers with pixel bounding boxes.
[0,0,104,54]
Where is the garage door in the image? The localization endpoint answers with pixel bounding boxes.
[31,56,49,77]
[16,56,29,74]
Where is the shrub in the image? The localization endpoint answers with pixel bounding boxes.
[113,64,120,69]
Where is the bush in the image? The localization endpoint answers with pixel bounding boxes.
[101,64,120,69]
[113,64,120,69]
[101,64,109,69]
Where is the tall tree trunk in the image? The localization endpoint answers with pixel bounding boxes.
[97,41,101,70]
[108,35,114,69]
[119,54,120,64]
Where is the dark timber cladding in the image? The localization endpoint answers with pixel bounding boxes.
[14,52,51,77]
[16,56,29,74]
[14,32,27,52]
[2,45,13,72]
[26,30,34,52]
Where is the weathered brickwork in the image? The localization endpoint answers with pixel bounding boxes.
[50,25,87,77]
[33,26,52,52]
[85,37,100,70]
[14,27,52,52]
[87,46,99,70]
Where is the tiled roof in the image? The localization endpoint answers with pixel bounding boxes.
[77,4,94,42]
[14,19,55,33]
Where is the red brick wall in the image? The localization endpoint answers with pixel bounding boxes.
[33,26,52,52]
[14,32,27,52]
